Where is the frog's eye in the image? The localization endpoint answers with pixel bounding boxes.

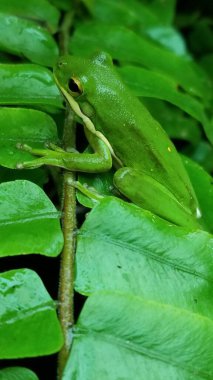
[68,77,83,96]
[57,60,64,68]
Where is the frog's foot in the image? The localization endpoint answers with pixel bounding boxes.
[16,142,67,169]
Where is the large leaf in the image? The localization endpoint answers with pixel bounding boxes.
[82,0,176,29]
[0,268,63,358]
[0,64,63,110]
[82,0,186,55]
[70,23,211,101]
[118,65,211,141]
[82,0,159,29]
[0,108,59,169]
[0,0,60,33]
[75,197,213,316]
[141,0,176,25]
[0,13,58,66]
[63,292,213,380]
[0,180,63,257]
[0,367,38,380]
[145,25,188,56]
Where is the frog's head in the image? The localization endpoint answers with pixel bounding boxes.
[53,52,114,101]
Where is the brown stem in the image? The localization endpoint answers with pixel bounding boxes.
[57,12,77,380]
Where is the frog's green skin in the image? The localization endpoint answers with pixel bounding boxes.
[18,52,201,228]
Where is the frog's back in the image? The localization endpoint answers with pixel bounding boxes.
[93,72,198,216]
[82,53,198,215]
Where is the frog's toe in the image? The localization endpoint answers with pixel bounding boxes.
[16,143,53,157]
[16,158,44,169]
[45,142,65,152]
[16,143,33,152]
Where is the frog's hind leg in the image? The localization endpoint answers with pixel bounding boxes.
[113,167,199,228]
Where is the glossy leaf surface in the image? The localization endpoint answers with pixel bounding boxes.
[0,64,63,110]
[83,0,176,28]
[0,13,58,66]
[82,0,159,30]
[118,65,211,140]
[145,26,188,56]
[0,269,63,358]
[0,0,60,33]
[83,0,186,55]
[75,197,213,316]
[0,108,59,169]
[70,23,211,101]
[63,292,213,380]
[0,180,63,257]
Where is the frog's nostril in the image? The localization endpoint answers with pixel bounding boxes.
[58,61,63,68]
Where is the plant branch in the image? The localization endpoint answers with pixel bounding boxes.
[57,11,77,380]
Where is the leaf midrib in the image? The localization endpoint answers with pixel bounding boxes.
[74,327,212,379]
[79,231,212,282]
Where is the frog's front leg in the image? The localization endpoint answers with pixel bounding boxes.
[17,128,112,172]
[113,167,199,229]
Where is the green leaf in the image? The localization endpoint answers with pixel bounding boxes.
[75,197,213,316]
[145,26,188,56]
[82,0,159,29]
[183,156,213,234]
[82,0,185,55]
[0,64,63,110]
[0,180,63,257]
[0,108,59,169]
[70,23,211,101]
[141,98,201,146]
[0,367,38,380]
[118,65,210,136]
[141,0,176,25]
[63,292,213,380]
[0,0,60,33]
[83,0,176,28]
[0,268,63,358]
[0,13,59,66]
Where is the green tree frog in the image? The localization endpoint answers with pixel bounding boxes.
[18,52,201,228]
